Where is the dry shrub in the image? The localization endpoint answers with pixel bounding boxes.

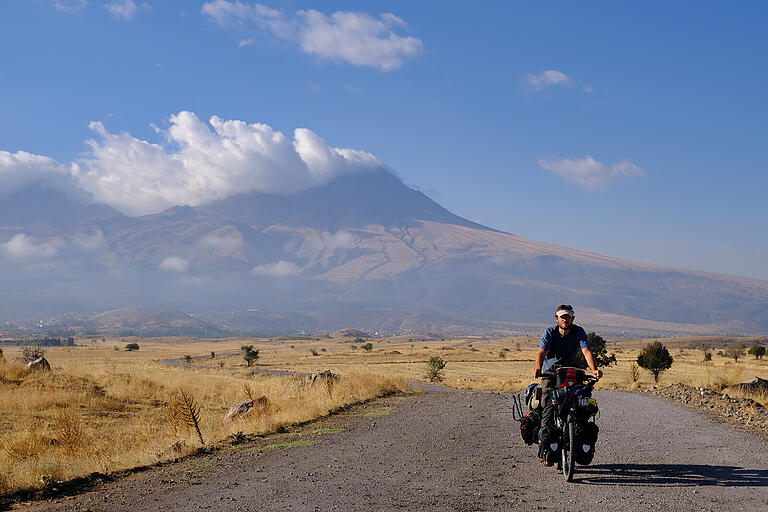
[52,409,85,454]
[709,364,744,392]
[0,359,28,383]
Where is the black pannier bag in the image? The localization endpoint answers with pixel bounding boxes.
[520,409,541,445]
[573,422,599,465]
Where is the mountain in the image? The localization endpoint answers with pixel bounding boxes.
[1,170,767,335]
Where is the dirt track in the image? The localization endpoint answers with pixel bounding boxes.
[16,388,768,512]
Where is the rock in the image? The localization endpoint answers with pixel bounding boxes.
[223,396,270,423]
[25,357,51,371]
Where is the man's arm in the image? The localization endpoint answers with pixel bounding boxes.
[533,348,547,378]
[581,347,602,379]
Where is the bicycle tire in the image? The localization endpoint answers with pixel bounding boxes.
[563,419,576,481]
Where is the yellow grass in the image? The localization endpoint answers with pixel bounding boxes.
[0,340,405,497]
[1,332,766,497]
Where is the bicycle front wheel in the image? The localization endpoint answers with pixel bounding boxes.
[562,419,576,482]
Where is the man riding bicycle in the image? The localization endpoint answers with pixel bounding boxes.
[532,305,602,466]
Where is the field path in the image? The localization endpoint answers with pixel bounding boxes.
[18,389,768,512]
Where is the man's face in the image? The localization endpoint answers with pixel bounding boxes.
[556,314,573,330]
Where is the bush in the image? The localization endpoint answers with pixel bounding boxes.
[748,345,765,360]
[22,345,46,362]
[426,356,446,382]
[184,355,192,364]
[241,345,260,366]
[361,343,373,352]
[725,344,745,362]
[637,341,673,383]
[577,332,617,368]
[629,363,639,383]
[703,350,712,362]
[125,343,140,352]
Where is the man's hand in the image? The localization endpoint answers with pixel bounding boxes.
[592,368,603,379]
[532,367,541,379]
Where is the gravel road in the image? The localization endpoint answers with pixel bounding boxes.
[16,388,768,512]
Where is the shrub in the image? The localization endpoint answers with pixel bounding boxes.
[637,341,674,383]
[426,356,446,382]
[703,350,712,362]
[210,351,216,359]
[309,348,319,356]
[125,343,140,351]
[577,332,617,368]
[725,344,745,362]
[241,345,260,366]
[748,345,765,360]
[184,355,192,364]
[361,343,373,352]
[629,363,640,383]
[22,344,46,362]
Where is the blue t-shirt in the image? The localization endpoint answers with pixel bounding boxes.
[539,324,590,372]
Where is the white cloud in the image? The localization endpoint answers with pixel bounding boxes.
[105,0,149,21]
[159,256,189,273]
[71,229,106,250]
[299,230,355,254]
[251,260,300,277]
[198,230,243,252]
[71,111,384,216]
[202,1,423,71]
[525,70,572,90]
[52,0,87,13]
[1,234,62,260]
[238,38,255,47]
[538,156,645,189]
[583,85,594,94]
[0,150,76,198]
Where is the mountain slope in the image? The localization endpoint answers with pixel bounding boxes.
[1,170,767,334]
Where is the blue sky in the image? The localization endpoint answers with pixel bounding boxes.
[1,1,766,279]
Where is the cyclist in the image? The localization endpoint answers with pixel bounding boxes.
[532,304,602,466]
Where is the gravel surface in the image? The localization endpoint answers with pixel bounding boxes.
[13,388,768,512]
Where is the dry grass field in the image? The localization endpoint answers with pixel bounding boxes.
[1,332,766,498]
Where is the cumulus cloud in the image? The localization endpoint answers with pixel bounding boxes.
[202,1,422,71]
[0,150,77,199]
[71,229,106,250]
[159,256,189,273]
[105,0,138,20]
[251,260,300,277]
[538,156,645,189]
[1,234,62,260]
[298,230,355,255]
[525,70,573,90]
[71,111,384,216]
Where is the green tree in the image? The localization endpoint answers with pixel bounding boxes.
[184,354,192,364]
[426,356,446,382]
[637,341,674,383]
[577,332,617,368]
[125,343,140,351]
[241,345,260,367]
[748,345,766,360]
[361,342,374,352]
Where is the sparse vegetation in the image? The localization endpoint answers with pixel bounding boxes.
[361,343,373,352]
[637,341,674,383]
[725,344,746,362]
[629,363,640,383]
[125,343,140,351]
[426,356,446,382]
[166,388,205,447]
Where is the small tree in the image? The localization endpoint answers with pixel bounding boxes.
[361,343,373,352]
[725,343,745,362]
[703,350,712,362]
[210,351,215,359]
[184,354,192,364]
[241,345,259,366]
[0,347,4,360]
[577,332,617,368]
[637,341,674,383]
[426,356,446,382]
[125,343,140,351]
[748,345,765,360]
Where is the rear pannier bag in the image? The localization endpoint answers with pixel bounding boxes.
[520,409,541,445]
[573,422,599,465]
